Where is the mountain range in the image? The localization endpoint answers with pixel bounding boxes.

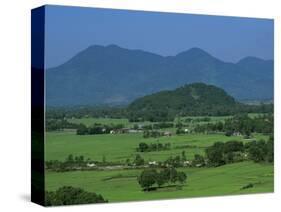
[46,44,273,106]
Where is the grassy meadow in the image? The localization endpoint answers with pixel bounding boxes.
[45,115,273,203]
[46,161,273,202]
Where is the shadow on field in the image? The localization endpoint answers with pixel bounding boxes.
[144,185,184,192]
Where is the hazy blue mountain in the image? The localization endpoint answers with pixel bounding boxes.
[46,44,273,106]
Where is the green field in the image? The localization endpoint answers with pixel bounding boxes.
[46,132,268,162]
[46,161,273,202]
[45,116,273,203]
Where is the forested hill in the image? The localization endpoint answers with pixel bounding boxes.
[127,83,259,121]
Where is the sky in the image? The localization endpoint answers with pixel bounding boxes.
[45,5,274,68]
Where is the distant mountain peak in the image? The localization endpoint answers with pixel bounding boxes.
[176,47,214,60]
[237,56,273,65]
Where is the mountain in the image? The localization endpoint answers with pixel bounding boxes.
[127,83,240,121]
[46,44,273,106]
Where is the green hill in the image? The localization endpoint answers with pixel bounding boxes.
[128,83,241,121]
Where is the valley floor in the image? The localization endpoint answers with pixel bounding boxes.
[45,161,273,202]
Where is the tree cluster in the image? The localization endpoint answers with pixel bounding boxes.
[246,136,274,163]
[205,138,274,167]
[138,168,187,191]
[193,114,273,135]
[45,186,107,206]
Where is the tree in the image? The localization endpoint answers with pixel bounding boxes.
[156,172,166,188]
[248,140,267,162]
[205,142,225,166]
[76,124,88,135]
[192,154,205,166]
[134,154,145,166]
[177,172,187,184]
[138,169,157,191]
[138,142,149,152]
[181,151,187,161]
[266,139,274,163]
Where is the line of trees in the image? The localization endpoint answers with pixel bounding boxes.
[77,123,124,135]
[138,168,187,191]
[46,119,81,131]
[193,114,273,135]
[45,154,121,171]
[137,142,171,152]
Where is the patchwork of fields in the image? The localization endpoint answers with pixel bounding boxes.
[45,116,273,203]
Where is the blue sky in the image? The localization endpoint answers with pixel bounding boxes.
[45,5,274,68]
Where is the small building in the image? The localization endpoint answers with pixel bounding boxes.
[148,161,158,166]
[184,128,189,133]
[86,163,96,167]
[183,160,191,166]
[164,131,172,136]
[233,131,242,136]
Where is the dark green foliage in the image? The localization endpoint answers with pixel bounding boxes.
[46,154,88,171]
[76,124,88,135]
[138,169,158,191]
[45,186,107,206]
[205,141,244,166]
[205,142,225,166]
[77,123,124,135]
[138,168,187,191]
[137,142,171,152]
[134,154,145,166]
[143,130,163,138]
[165,156,182,168]
[206,138,274,166]
[176,171,187,184]
[223,141,244,154]
[128,83,241,121]
[152,122,174,129]
[192,154,205,166]
[181,151,187,161]
[46,119,81,131]
[247,140,273,163]
[194,114,273,135]
[47,105,128,119]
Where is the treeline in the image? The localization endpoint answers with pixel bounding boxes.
[143,130,167,138]
[138,168,187,191]
[45,186,107,206]
[46,119,80,131]
[205,138,273,167]
[46,103,273,123]
[45,154,120,171]
[194,114,273,135]
[142,122,174,130]
[127,103,273,122]
[136,142,171,152]
[46,106,127,119]
[77,123,124,135]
